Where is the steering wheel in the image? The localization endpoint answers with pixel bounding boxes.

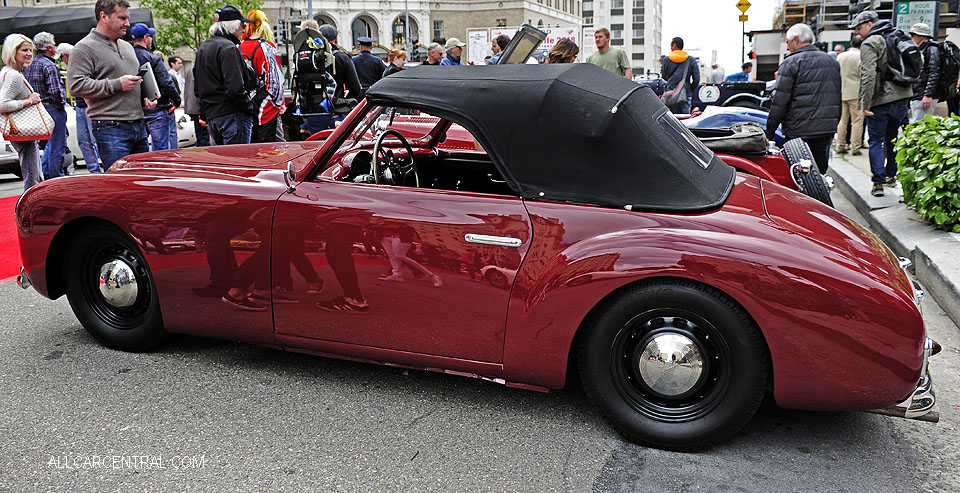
[371,129,420,187]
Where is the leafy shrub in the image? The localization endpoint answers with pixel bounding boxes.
[895,114,960,233]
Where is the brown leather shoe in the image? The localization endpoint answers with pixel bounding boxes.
[852,149,862,156]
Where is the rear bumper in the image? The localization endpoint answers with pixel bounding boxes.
[868,338,939,422]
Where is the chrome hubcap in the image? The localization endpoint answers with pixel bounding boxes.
[638,333,704,397]
[98,259,138,308]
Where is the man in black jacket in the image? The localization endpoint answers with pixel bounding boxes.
[766,23,841,173]
[131,23,181,151]
[908,23,941,123]
[352,36,385,99]
[194,5,255,145]
[303,25,362,133]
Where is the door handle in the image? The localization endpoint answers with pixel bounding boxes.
[464,234,522,247]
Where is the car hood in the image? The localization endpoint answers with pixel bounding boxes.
[761,180,913,297]
[114,142,324,172]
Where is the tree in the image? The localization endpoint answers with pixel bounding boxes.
[139,0,263,54]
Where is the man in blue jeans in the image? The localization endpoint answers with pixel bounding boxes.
[67,0,156,170]
[194,5,255,145]
[132,23,181,151]
[57,43,102,172]
[23,31,68,178]
[852,11,913,197]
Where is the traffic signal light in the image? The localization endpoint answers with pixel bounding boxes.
[810,14,820,35]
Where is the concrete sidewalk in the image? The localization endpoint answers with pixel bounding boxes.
[828,149,960,327]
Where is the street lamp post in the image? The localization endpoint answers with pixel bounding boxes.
[405,0,410,58]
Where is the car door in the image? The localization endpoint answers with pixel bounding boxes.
[271,179,531,364]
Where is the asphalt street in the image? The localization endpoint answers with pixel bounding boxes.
[0,181,958,491]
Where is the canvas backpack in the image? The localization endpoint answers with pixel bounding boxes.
[878,29,922,87]
[937,40,960,98]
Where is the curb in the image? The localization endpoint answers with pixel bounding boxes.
[828,153,960,328]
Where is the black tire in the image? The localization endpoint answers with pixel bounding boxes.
[782,138,833,207]
[578,280,768,451]
[485,269,509,289]
[64,224,167,352]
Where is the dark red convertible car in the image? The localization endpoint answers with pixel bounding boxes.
[15,64,937,450]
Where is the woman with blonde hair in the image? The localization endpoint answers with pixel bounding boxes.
[0,33,44,190]
[240,9,286,142]
[546,38,579,64]
[383,49,407,77]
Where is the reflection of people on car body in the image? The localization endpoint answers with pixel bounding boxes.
[316,209,371,313]
[378,224,442,287]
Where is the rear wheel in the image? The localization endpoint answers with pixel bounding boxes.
[64,225,167,351]
[578,280,768,451]
[782,138,833,207]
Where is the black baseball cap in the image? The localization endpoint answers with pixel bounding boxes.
[214,5,253,23]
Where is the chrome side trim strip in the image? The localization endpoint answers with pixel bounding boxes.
[464,234,522,247]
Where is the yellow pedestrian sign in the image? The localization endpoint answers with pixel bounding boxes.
[737,0,751,14]
[739,14,748,22]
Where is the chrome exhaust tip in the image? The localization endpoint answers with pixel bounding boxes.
[16,266,30,290]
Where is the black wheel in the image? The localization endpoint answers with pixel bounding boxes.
[64,225,167,352]
[578,280,768,451]
[485,269,509,289]
[782,138,833,207]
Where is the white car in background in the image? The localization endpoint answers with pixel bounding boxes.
[1,106,195,178]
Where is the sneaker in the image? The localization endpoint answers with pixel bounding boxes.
[316,297,370,313]
[431,274,443,288]
[871,184,884,197]
[884,176,898,187]
[221,293,268,312]
[246,292,270,306]
[378,274,404,281]
[306,281,324,295]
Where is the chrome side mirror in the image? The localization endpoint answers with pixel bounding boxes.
[284,160,296,193]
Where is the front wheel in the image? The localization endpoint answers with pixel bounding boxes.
[578,280,768,451]
[64,225,167,351]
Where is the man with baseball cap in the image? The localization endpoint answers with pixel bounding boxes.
[908,22,943,123]
[352,36,385,98]
[194,5,256,145]
[131,23,181,151]
[440,38,470,66]
[851,10,913,197]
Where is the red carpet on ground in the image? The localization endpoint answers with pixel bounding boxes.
[0,196,21,282]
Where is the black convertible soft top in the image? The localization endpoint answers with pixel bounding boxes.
[365,63,736,212]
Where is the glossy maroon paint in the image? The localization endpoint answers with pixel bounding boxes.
[718,153,799,190]
[15,103,926,414]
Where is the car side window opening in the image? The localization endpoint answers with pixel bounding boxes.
[320,105,516,197]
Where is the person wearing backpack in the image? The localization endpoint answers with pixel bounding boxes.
[195,5,256,145]
[765,23,841,174]
[240,10,285,142]
[907,23,944,123]
[851,10,914,197]
[660,37,699,114]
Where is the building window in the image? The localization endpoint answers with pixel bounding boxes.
[612,0,623,7]
[631,52,644,60]
[584,16,593,25]
[496,18,506,27]
[632,14,643,23]
[633,29,644,38]
[611,14,624,23]
[633,0,643,7]
[611,29,622,39]
[433,20,443,40]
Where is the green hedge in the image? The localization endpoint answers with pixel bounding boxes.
[895,114,960,233]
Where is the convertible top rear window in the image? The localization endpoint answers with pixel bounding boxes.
[657,112,715,169]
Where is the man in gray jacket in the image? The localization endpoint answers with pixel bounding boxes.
[67,0,156,170]
[766,23,841,174]
[852,10,913,197]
